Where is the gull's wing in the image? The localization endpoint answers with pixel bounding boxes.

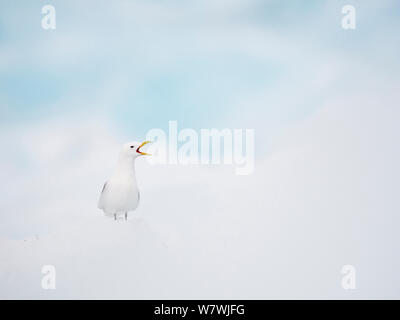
[101,182,107,193]
[97,182,108,209]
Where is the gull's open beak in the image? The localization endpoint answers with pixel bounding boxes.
[137,141,151,155]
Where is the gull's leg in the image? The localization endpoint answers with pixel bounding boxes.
[125,212,128,221]
[114,213,117,221]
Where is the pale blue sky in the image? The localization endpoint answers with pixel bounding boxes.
[1,0,399,149]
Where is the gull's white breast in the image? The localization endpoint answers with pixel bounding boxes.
[98,175,140,216]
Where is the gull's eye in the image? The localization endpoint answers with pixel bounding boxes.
[130,145,134,148]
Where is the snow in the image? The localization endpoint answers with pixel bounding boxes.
[1,92,400,299]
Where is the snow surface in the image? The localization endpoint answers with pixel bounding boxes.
[1,92,400,299]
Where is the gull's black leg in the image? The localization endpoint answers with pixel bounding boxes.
[125,212,128,221]
[114,213,117,221]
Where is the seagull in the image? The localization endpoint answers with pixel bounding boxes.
[98,141,151,220]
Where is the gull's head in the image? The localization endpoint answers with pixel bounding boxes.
[120,141,151,159]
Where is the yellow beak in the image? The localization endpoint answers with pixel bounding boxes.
[137,141,151,155]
